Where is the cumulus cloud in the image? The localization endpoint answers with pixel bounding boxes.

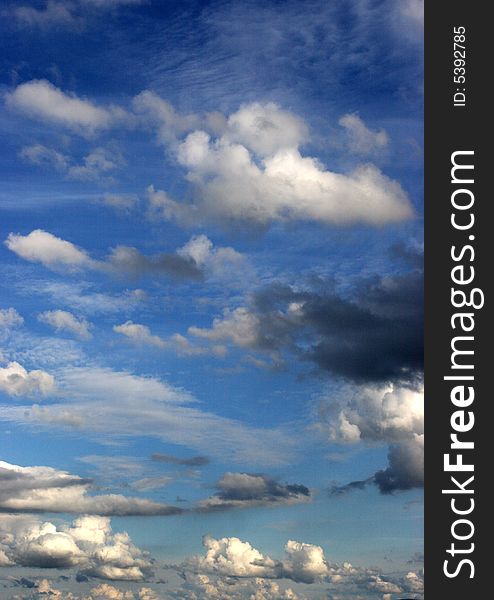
[339,113,389,156]
[5,80,126,134]
[187,535,278,579]
[0,307,24,330]
[38,310,93,340]
[198,472,311,512]
[146,102,412,227]
[0,460,183,516]
[0,367,293,466]
[319,384,423,444]
[0,514,153,581]
[185,535,329,584]
[0,362,55,397]
[320,383,424,496]
[5,230,93,270]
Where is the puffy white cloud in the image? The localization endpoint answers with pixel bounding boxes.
[186,535,329,584]
[0,307,24,329]
[198,472,311,512]
[224,102,308,158]
[5,230,93,270]
[0,460,182,516]
[189,307,261,349]
[148,102,412,227]
[5,80,123,134]
[403,570,424,594]
[339,113,388,156]
[188,535,278,578]
[0,366,293,466]
[0,514,153,581]
[38,310,93,340]
[113,322,167,348]
[177,235,247,280]
[0,362,55,397]
[320,384,424,444]
[281,540,329,584]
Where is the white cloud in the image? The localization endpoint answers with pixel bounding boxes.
[282,540,330,584]
[5,80,125,134]
[38,310,93,340]
[0,362,55,397]
[189,307,261,349]
[113,322,167,348]
[186,535,329,584]
[0,514,153,581]
[177,234,247,281]
[0,367,293,466]
[132,90,200,145]
[147,102,412,227]
[113,321,226,357]
[224,102,308,158]
[5,230,93,270]
[188,535,278,578]
[0,460,182,517]
[320,384,424,444]
[339,113,389,156]
[0,307,24,330]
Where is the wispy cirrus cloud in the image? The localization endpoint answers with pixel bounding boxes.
[0,366,296,466]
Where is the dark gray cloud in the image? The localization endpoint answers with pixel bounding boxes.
[107,245,204,280]
[151,453,210,467]
[329,435,424,496]
[197,472,311,511]
[254,269,423,384]
[190,247,423,384]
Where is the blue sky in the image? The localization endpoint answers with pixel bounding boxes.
[0,1,424,599]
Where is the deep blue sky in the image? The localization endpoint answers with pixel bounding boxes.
[0,1,424,599]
